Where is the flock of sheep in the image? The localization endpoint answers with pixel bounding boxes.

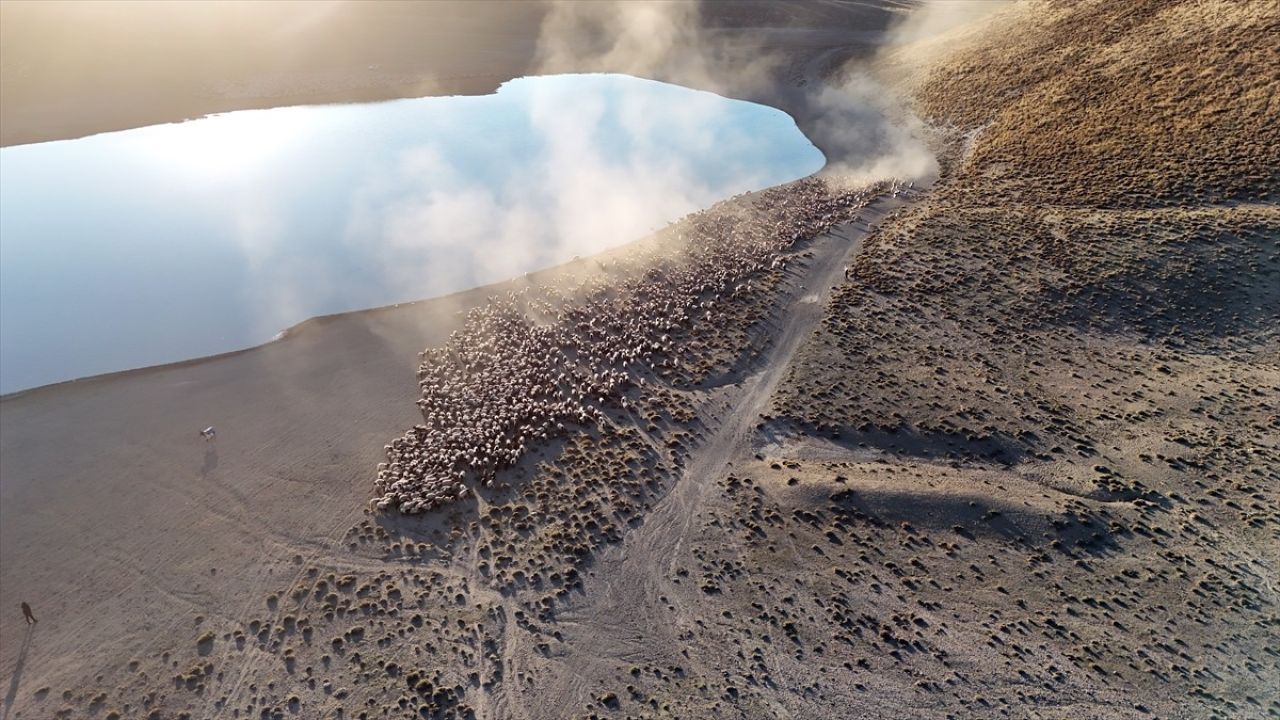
[373,178,892,514]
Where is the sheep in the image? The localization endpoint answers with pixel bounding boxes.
[371,177,892,514]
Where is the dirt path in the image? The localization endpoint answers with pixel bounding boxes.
[536,194,910,716]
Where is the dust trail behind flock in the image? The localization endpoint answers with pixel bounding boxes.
[351,1,1007,326]
[529,0,1007,186]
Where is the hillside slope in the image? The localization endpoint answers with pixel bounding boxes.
[769,1,1280,717]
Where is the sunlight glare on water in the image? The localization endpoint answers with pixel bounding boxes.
[120,106,316,184]
[0,74,825,393]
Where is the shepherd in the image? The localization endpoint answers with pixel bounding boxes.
[200,426,217,442]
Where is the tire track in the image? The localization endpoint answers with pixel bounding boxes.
[539,194,911,715]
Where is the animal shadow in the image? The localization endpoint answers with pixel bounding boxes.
[2,623,35,720]
[201,446,219,478]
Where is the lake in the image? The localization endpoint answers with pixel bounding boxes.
[0,74,824,394]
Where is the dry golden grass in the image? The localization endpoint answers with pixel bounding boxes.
[919,0,1279,207]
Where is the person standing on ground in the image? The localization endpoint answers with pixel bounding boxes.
[20,601,37,624]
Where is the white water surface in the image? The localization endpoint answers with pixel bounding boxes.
[0,74,824,393]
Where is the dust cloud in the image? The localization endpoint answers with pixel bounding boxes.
[342,1,1005,322]
[339,76,814,314]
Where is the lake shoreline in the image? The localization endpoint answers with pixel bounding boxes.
[0,196,768,401]
[0,74,826,395]
[0,1,897,150]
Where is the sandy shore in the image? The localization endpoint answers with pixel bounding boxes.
[0,2,903,148]
[0,178,903,716]
[0,278,460,702]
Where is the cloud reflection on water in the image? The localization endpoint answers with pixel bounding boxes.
[0,74,824,393]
